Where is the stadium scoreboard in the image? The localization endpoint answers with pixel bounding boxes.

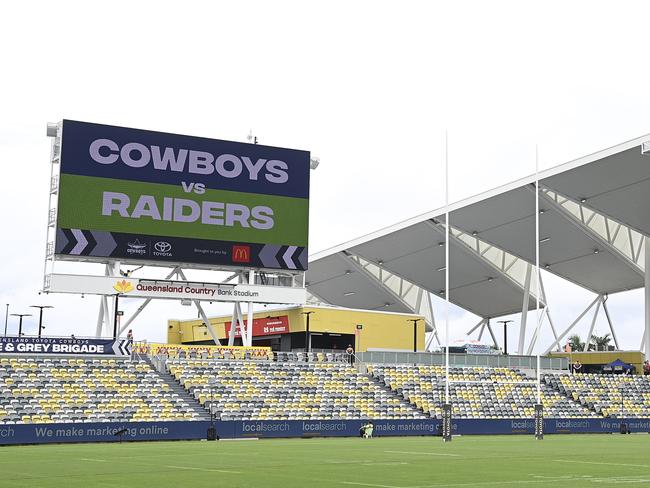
[54,120,310,271]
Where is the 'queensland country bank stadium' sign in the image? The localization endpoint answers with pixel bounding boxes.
[47,274,307,305]
[54,120,310,270]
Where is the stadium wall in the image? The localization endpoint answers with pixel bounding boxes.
[213,418,650,439]
[0,421,210,445]
[3,418,650,445]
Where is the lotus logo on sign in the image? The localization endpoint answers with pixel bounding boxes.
[153,241,173,257]
[113,280,134,294]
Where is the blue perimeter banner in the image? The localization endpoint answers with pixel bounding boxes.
[0,336,131,357]
[0,421,210,445]
[2,419,650,445]
[214,418,650,439]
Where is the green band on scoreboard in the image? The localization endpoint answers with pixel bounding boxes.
[57,174,309,246]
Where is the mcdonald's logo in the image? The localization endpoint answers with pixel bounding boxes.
[232,245,251,263]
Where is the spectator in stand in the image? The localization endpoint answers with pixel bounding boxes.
[127,329,133,343]
[346,344,354,364]
[572,360,583,374]
[644,360,650,376]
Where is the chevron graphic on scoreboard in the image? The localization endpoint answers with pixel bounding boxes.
[55,228,307,271]
[56,229,118,256]
[259,244,307,270]
[111,339,132,356]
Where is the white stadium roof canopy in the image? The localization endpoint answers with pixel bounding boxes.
[306,134,650,334]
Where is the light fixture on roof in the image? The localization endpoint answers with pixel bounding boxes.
[544,264,551,269]
[384,302,391,307]
[487,277,494,282]
[539,237,551,244]
[593,249,600,254]
[439,290,445,295]
[438,242,444,247]
[343,292,356,297]
[472,231,478,236]
[436,266,446,272]
[345,270,352,275]
[539,209,545,215]
[580,198,587,203]
[377,260,384,265]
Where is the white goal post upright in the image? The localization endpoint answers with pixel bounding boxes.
[442,131,452,442]
[535,145,544,440]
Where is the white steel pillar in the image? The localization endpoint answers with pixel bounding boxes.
[485,320,499,349]
[601,298,620,350]
[584,296,603,350]
[175,269,221,345]
[543,295,600,354]
[228,305,238,346]
[95,299,105,337]
[518,264,532,355]
[118,267,180,336]
[645,237,650,357]
[244,269,256,347]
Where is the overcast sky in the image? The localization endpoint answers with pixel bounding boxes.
[1,1,649,353]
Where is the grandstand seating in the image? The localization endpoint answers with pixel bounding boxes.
[545,373,650,418]
[0,357,203,424]
[3,353,649,425]
[167,359,427,420]
[368,364,596,419]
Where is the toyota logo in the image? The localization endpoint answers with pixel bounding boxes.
[154,241,172,253]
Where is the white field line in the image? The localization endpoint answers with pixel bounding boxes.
[384,450,461,457]
[360,462,409,466]
[325,460,408,466]
[79,458,108,462]
[555,459,650,469]
[344,474,650,488]
[165,465,241,474]
[342,482,406,488]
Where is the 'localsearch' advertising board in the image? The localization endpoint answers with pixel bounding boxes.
[54,120,310,270]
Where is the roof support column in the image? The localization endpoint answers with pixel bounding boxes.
[543,295,600,354]
[601,297,620,350]
[477,322,486,341]
[645,237,650,357]
[518,264,532,355]
[466,317,487,336]
[584,296,603,350]
[485,319,499,349]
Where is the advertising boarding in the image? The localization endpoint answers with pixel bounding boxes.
[54,120,310,270]
[0,336,131,357]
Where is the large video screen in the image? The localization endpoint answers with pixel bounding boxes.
[54,120,310,270]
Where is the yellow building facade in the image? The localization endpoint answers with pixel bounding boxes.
[550,351,644,375]
[168,305,426,352]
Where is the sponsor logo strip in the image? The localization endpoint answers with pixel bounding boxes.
[55,229,307,270]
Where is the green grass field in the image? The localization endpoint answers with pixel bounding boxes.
[2,435,649,487]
